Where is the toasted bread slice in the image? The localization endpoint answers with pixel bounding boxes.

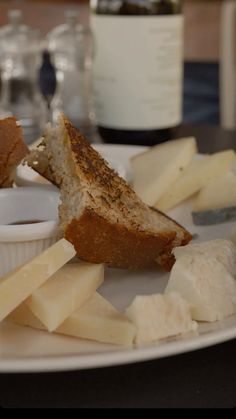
[26,115,192,270]
[25,139,57,186]
[0,117,29,187]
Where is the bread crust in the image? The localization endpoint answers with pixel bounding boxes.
[0,117,29,187]
[65,208,177,269]
[156,235,192,271]
[150,206,192,270]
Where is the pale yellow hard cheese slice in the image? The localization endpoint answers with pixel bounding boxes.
[0,239,76,322]
[26,262,104,331]
[156,150,235,212]
[8,293,136,347]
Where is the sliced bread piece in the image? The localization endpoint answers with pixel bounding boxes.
[26,115,192,270]
[0,117,29,187]
[25,139,57,186]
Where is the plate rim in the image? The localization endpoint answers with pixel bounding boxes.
[2,143,236,373]
[0,319,236,373]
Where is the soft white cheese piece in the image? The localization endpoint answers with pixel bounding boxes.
[130,137,197,206]
[0,239,76,322]
[8,292,136,347]
[157,150,236,212]
[26,262,104,331]
[165,254,236,322]
[173,239,236,277]
[126,292,197,346]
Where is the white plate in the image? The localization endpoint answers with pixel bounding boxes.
[1,143,236,373]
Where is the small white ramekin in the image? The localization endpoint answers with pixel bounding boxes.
[0,187,60,277]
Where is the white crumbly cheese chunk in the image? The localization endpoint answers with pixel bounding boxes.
[165,254,236,322]
[0,239,76,322]
[126,292,197,345]
[130,137,197,206]
[8,293,136,347]
[193,171,236,212]
[173,239,236,277]
[26,263,104,331]
[157,150,236,212]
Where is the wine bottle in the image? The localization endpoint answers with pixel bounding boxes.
[90,0,183,146]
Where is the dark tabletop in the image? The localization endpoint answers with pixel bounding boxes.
[1,124,236,409]
[175,123,236,154]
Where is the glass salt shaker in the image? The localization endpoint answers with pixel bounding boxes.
[0,10,47,139]
[0,24,11,119]
[47,9,95,140]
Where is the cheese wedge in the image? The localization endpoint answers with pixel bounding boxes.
[8,293,136,346]
[26,263,104,331]
[130,137,197,206]
[165,254,236,322]
[157,150,236,212]
[126,292,197,345]
[192,172,236,225]
[0,239,76,322]
[173,239,236,277]
[193,172,236,212]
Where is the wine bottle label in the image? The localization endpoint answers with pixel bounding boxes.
[91,15,183,130]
